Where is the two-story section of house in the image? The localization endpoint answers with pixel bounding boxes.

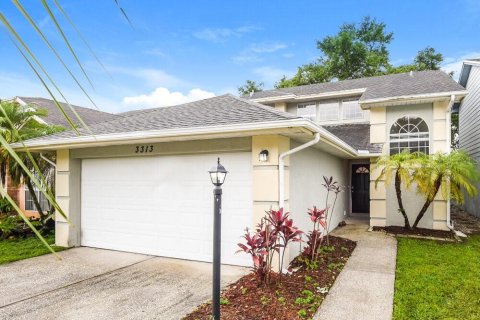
[248,70,467,230]
[458,59,480,217]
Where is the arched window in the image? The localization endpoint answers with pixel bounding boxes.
[390,116,429,155]
[355,166,370,174]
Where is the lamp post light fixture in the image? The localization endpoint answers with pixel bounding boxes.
[208,157,228,320]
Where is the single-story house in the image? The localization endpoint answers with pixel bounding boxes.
[458,59,480,217]
[16,70,467,266]
[2,96,117,217]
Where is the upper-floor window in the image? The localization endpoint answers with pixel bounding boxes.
[342,99,365,120]
[297,103,317,121]
[389,116,430,155]
[318,101,339,121]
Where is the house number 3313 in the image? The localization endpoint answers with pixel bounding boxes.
[135,145,154,153]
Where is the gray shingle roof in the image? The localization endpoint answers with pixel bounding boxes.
[247,70,466,102]
[322,123,383,153]
[27,94,300,141]
[18,97,118,127]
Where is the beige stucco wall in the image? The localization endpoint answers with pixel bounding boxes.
[251,135,290,224]
[370,102,449,230]
[55,149,81,247]
[289,143,348,259]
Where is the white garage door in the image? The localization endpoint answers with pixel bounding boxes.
[80,152,252,266]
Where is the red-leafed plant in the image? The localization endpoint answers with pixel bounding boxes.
[238,208,302,284]
[305,206,327,261]
[321,176,345,245]
[266,208,303,278]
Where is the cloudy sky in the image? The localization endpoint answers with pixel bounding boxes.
[0,0,479,113]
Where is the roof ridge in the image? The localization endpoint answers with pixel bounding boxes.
[258,70,447,95]
[18,96,116,115]
[226,94,298,119]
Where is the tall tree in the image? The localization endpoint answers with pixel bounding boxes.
[276,17,445,89]
[0,101,62,217]
[388,46,444,74]
[238,80,264,96]
[277,16,393,88]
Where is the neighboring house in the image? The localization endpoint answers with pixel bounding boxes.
[458,59,480,218]
[2,96,117,217]
[15,70,466,267]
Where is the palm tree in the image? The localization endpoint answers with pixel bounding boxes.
[0,101,51,186]
[375,151,425,229]
[0,101,62,217]
[412,150,479,229]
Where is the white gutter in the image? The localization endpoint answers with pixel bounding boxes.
[446,94,455,230]
[278,132,321,209]
[360,91,467,108]
[251,88,366,104]
[13,118,321,150]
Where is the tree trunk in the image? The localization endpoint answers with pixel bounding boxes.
[26,179,44,218]
[413,178,442,229]
[395,171,411,229]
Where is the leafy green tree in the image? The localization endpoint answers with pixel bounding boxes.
[277,16,393,88]
[388,46,444,74]
[414,46,443,70]
[318,16,393,80]
[375,151,423,229]
[238,80,264,96]
[277,17,445,88]
[276,64,331,88]
[412,150,479,228]
[0,101,63,218]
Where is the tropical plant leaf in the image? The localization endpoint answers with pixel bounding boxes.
[0,187,60,259]
[114,0,134,29]
[52,0,112,78]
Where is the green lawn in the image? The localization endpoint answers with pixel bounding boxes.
[0,234,66,265]
[394,235,480,320]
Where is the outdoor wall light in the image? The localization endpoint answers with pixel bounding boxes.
[259,149,269,162]
[209,157,228,186]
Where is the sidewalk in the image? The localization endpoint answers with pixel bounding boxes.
[315,221,397,320]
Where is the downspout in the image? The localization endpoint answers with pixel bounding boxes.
[40,153,56,168]
[446,94,455,229]
[279,132,320,209]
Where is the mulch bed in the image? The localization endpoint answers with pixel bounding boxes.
[373,226,455,239]
[451,204,480,235]
[183,236,356,320]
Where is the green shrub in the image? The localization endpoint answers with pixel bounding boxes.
[0,216,17,239]
[0,198,13,214]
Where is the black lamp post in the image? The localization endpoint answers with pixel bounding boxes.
[208,157,227,320]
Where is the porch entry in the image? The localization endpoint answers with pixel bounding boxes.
[351,164,370,214]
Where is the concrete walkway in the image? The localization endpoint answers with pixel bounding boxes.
[315,220,397,320]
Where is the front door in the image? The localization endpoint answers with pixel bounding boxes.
[351,164,370,213]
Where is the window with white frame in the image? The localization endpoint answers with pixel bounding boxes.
[389,116,430,155]
[342,99,364,120]
[318,101,339,122]
[297,103,317,121]
[25,185,50,212]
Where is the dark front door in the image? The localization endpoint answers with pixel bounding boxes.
[351,164,370,213]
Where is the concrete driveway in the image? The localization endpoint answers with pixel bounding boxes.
[0,247,247,320]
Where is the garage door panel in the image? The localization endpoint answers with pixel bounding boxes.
[81,152,252,266]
